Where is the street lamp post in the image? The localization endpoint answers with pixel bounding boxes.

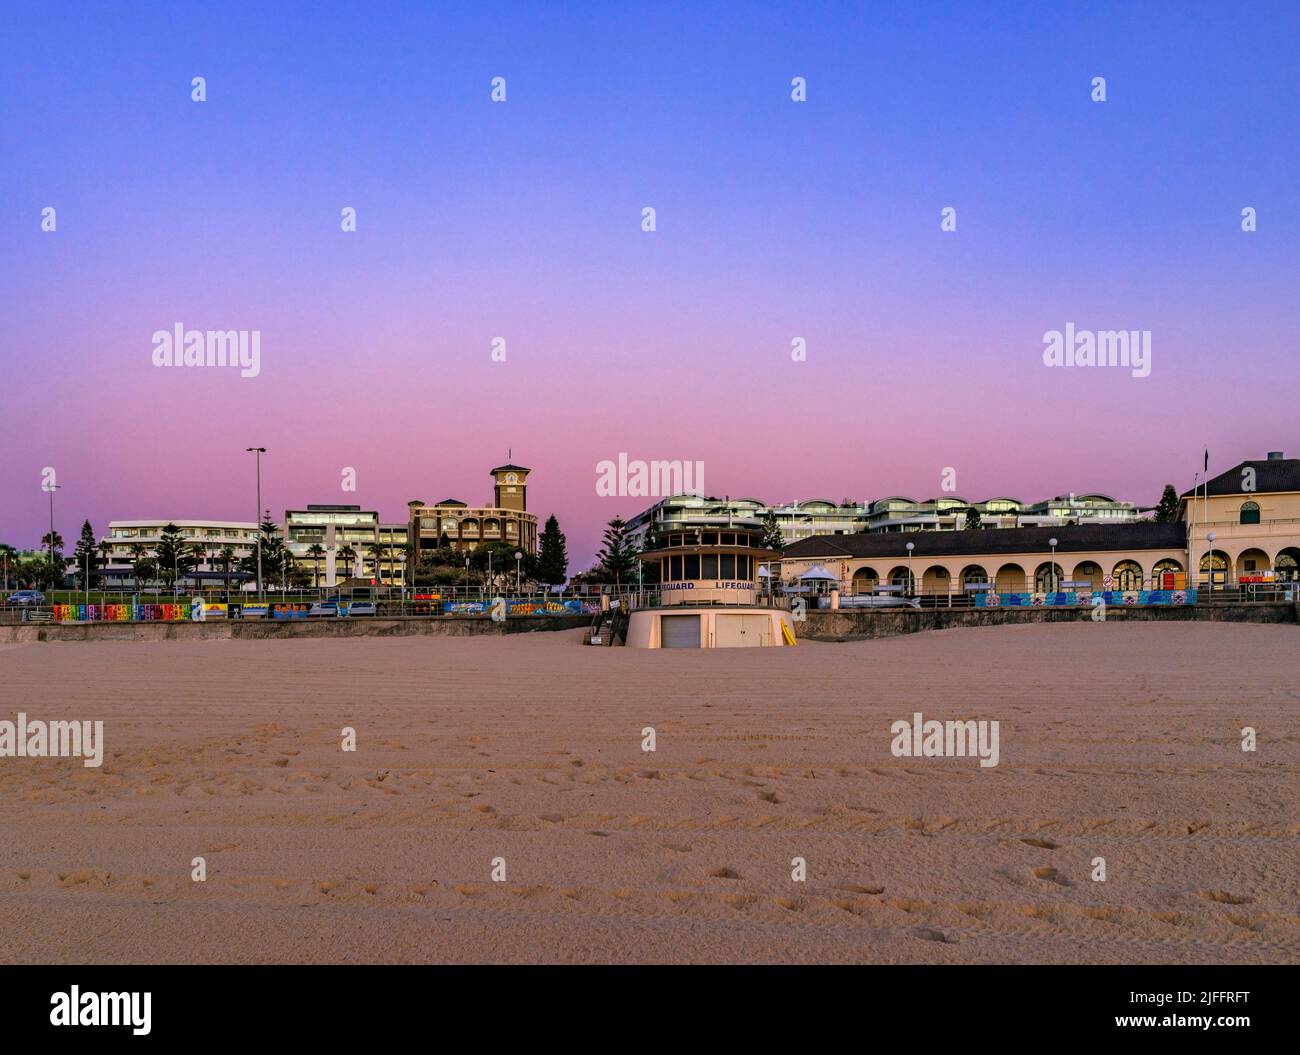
[905,541,915,597]
[1206,531,1216,591]
[246,447,266,600]
[45,481,61,592]
[1049,537,1059,592]
[515,550,522,595]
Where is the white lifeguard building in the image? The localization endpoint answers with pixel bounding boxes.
[624,522,796,648]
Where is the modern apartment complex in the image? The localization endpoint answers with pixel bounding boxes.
[865,493,1138,532]
[98,520,260,586]
[283,505,403,586]
[626,491,1137,549]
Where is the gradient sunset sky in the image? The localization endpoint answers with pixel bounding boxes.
[3,2,1297,568]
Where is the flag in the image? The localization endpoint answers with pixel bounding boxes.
[1204,449,1209,472]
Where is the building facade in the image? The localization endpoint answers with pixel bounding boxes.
[625,495,869,550]
[283,506,412,586]
[782,522,1191,596]
[100,520,259,584]
[627,491,1136,550]
[864,493,1137,532]
[1182,452,1300,585]
[408,464,538,559]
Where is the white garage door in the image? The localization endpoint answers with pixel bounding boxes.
[660,614,701,648]
[715,614,771,647]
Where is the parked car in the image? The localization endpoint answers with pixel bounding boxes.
[346,602,377,617]
[308,601,339,617]
[6,589,46,606]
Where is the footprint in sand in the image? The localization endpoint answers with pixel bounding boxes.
[1198,889,1252,905]
[913,927,958,944]
[1032,866,1075,887]
[1020,837,1059,850]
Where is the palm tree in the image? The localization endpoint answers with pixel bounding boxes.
[338,544,357,583]
[306,543,325,589]
[97,541,113,591]
[218,547,237,601]
[368,543,386,585]
[189,543,210,593]
[128,543,147,592]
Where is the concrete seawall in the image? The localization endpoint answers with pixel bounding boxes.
[794,602,1299,641]
[0,615,590,644]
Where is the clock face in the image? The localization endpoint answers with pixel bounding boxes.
[506,473,517,484]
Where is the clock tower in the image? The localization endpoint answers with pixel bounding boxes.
[490,463,530,512]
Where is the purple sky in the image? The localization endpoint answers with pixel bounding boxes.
[2,3,1297,568]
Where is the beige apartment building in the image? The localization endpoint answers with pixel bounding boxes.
[1181,451,1300,585]
[408,464,538,560]
[284,505,411,586]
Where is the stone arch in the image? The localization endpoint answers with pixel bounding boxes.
[1235,547,1271,580]
[1071,560,1103,588]
[851,566,879,594]
[995,562,1026,593]
[1151,558,1184,588]
[887,565,914,594]
[1199,549,1230,588]
[1034,561,1064,592]
[959,564,989,588]
[1239,500,1261,525]
[1274,546,1300,583]
[1111,559,1144,590]
[921,565,951,595]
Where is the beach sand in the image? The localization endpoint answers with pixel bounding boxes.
[0,622,1296,964]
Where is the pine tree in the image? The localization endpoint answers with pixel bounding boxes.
[72,519,102,588]
[1153,484,1179,523]
[597,517,636,586]
[964,505,983,530]
[759,510,784,550]
[537,515,569,585]
[154,523,197,589]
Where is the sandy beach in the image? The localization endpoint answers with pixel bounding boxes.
[0,622,1296,964]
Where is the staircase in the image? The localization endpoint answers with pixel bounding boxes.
[585,608,627,646]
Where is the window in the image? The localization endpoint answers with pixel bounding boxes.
[702,532,717,544]
[1240,501,1261,525]
[702,555,718,578]
[671,555,683,580]
[720,554,735,578]
[684,555,699,578]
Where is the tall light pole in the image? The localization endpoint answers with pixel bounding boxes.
[246,447,266,599]
[45,481,61,593]
[905,540,915,597]
[515,550,522,594]
[1049,537,1059,592]
[1206,531,1216,591]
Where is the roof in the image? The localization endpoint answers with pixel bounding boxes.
[783,522,1187,561]
[490,464,530,474]
[1180,457,1300,499]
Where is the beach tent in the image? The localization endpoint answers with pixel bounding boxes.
[795,564,839,595]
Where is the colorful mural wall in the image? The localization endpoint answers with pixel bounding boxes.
[975,590,1197,608]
